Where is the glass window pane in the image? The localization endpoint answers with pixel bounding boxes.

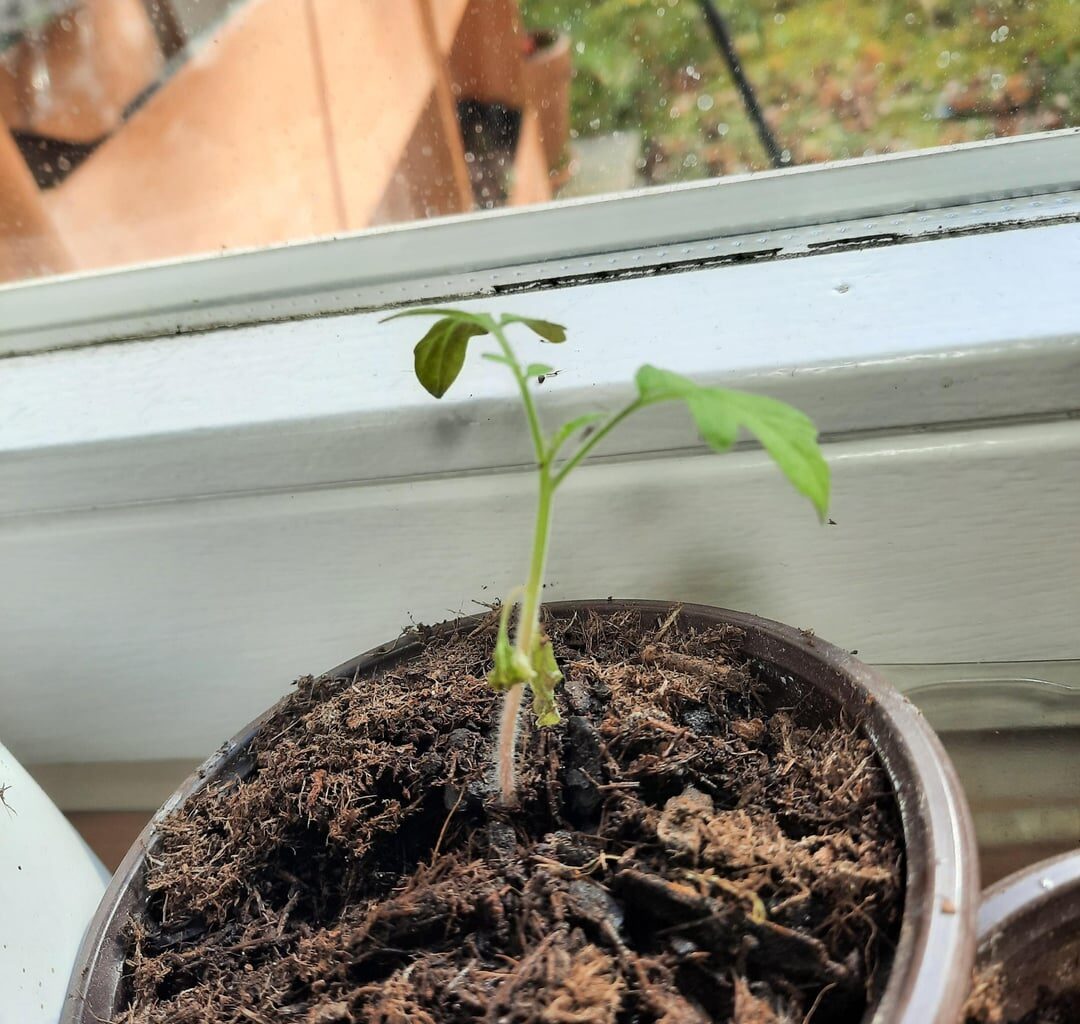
[0,0,1074,286]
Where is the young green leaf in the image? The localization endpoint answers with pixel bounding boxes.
[635,365,830,519]
[524,363,555,378]
[547,412,605,461]
[499,315,567,344]
[412,317,490,398]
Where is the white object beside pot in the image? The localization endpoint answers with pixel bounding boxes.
[0,739,109,1024]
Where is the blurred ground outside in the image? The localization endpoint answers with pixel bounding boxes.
[522,0,1078,188]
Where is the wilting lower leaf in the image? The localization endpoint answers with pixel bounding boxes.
[413,317,490,398]
[635,365,830,519]
[530,636,563,727]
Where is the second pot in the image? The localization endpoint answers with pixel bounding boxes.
[967,850,1080,1021]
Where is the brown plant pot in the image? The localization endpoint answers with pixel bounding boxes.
[523,30,571,176]
[973,851,1080,1017]
[63,601,978,1023]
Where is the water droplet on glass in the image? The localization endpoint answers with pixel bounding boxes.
[937,51,951,69]
[589,117,601,131]
[991,73,1006,89]
[697,94,714,112]
[26,32,54,118]
[774,12,785,23]
[905,11,916,24]
[575,40,585,54]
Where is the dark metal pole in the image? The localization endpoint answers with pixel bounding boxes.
[694,0,787,168]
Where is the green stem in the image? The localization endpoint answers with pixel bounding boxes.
[515,466,553,656]
[489,318,546,465]
[485,317,557,804]
[551,397,645,489]
[497,465,554,806]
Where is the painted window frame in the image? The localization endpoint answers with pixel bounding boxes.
[0,128,1077,357]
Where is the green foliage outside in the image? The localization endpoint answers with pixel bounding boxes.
[520,0,1078,181]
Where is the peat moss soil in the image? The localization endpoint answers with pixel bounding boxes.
[965,964,1080,1024]
[118,610,904,1024]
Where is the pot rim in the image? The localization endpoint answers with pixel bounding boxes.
[63,600,978,1024]
[977,849,1080,951]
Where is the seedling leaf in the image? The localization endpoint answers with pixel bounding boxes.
[525,363,555,378]
[635,365,830,519]
[500,315,567,343]
[547,412,605,460]
[530,637,563,727]
[413,317,490,398]
[381,307,487,325]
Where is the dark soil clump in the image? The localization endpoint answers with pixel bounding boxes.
[116,608,904,1023]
